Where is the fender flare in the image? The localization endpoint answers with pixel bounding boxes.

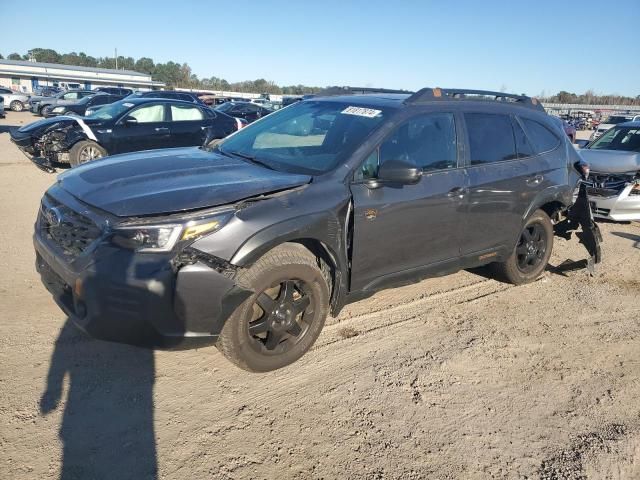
[521,185,572,222]
[230,210,350,315]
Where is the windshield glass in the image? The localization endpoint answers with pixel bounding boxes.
[85,101,134,120]
[590,126,640,152]
[217,100,388,175]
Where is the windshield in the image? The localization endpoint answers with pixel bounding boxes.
[85,100,134,120]
[590,126,640,152]
[217,100,388,175]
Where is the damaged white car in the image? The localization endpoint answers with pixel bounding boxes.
[578,121,640,221]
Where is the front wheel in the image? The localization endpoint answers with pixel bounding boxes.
[494,209,553,285]
[69,140,107,167]
[217,243,330,372]
[10,100,24,112]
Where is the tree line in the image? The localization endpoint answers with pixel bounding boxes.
[0,48,321,95]
[1,49,638,102]
[540,89,640,106]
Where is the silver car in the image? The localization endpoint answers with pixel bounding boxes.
[579,121,640,221]
[0,87,30,112]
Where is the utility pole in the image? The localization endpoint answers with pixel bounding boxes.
[115,48,118,69]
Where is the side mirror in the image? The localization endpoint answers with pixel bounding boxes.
[123,116,138,126]
[574,139,590,149]
[376,159,422,185]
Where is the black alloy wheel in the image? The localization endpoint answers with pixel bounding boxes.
[247,280,314,354]
[515,222,547,274]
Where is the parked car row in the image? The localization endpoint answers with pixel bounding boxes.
[11,98,242,171]
[0,87,30,112]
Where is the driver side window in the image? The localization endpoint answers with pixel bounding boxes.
[357,112,457,180]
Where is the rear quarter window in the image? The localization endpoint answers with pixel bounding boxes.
[520,118,560,153]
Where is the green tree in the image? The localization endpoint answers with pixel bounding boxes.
[7,53,22,60]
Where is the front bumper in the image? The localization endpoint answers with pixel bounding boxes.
[34,219,251,349]
[589,184,640,221]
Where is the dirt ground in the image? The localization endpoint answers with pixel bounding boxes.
[0,111,638,479]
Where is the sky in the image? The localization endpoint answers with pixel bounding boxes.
[1,0,639,97]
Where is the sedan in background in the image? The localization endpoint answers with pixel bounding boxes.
[578,121,640,221]
[11,98,242,171]
[30,89,96,116]
[44,93,126,118]
[214,101,273,123]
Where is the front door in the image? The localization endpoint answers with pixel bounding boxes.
[349,112,467,291]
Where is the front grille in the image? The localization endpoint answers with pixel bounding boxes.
[39,198,102,259]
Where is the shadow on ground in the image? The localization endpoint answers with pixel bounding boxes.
[40,320,158,480]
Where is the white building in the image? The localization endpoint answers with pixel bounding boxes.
[0,59,164,93]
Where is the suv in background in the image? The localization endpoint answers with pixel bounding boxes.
[32,88,599,372]
[128,90,208,106]
[94,87,134,96]
[0,87,30,112]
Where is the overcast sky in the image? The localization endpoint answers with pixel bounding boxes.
[2,0,639,96]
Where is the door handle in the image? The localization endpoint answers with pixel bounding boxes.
[154,127,169,133]
[447,187,467,198]
[526,174,543,185]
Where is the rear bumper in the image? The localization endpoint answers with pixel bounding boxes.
[34,231,251,349]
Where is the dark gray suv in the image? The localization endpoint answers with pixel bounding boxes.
[33,88,599,371]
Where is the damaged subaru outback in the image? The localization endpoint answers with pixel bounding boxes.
[34,88,601,371]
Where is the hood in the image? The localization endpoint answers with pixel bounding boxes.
[579,149,640,174]
[57,147,311,217]
[17,116,104,134]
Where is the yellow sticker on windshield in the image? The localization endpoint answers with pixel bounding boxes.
[341,106,382,118]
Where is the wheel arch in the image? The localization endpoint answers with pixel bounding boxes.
[522,186,573,224]
[230,212,350,316]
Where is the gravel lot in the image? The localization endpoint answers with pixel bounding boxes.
[0,111,638,479]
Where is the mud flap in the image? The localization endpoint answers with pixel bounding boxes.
[554,182,602,274]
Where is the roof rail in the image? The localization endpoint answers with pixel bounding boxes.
[314,86,413,97]
[404,87,544,111]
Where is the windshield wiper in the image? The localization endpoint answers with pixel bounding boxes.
[224,149,275,171]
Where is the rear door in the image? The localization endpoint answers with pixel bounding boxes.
[350,111,467,290]
[459,111,540,257]
[167,104,207,147]
[110,102,171,153]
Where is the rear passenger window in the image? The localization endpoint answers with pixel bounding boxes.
[464,113,517,165]
[521,118,560,153]
[512,118,535,158]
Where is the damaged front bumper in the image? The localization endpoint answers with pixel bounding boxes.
[34,219,251,349]
[588,182,640,222]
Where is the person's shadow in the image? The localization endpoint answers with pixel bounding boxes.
[40,319,158,480]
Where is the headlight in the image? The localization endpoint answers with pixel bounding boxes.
[111,213,232,253]
[85,109,95,116]
[52,106,65,113]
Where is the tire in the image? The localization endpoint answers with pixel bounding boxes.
[40,105,52,117]
[69,140,107,167]
[10,100,24,112]
[494,209,553,285]
[217,243,330,372]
